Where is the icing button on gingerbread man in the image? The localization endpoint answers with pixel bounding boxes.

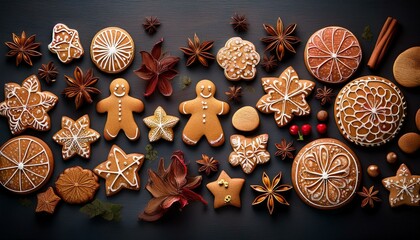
[97,78,144,141]
[179,79,230,147]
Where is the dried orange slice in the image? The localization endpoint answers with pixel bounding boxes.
[0,135,54,194]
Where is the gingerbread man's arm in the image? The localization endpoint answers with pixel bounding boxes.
[217,100,230,115]
[96,97,112,113]
[127,96,144,113]
[179,99,196,115]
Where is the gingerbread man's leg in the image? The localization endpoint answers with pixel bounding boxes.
[104,120,120,141]
[204,122,225,147]
[182,120,204,145]
[122,120,140,141]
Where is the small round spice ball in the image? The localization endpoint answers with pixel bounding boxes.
[317,110,328,122]
[386,152,398,164]
[367,165,380,177]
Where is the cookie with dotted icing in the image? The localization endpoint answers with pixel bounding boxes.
[0,75,58,135]
[291,138,361,209]
[0,135,54,194]
[334,76,406,147]
[90,27,135,74]
[304,26,362,84]
[48,23,84,63]
[206,170,245,208]
[217,37,260,81]
[94,145,144,196]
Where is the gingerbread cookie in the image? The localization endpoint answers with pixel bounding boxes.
[36,187,61,214]
[229,134,270,174]
[90,27,135,74]
[206,170,245,208]
[256,66,315,127]
[292,138,361,209]
[232,106,260,132]
[55,166,99,204]
[335,76,406,147]
[304,26,362,84]
[217,37,260,81]
[382,164,420,207]
[48,23,84,63]
[0,136,54,194]
[393,46,420,88]
[179,79,230,147]
[143,106,179,142]
[0,75,58,135]
[52,114,100,160]
[97,78,144,141]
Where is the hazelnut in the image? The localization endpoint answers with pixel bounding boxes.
[317,110,328,122]
[386,152,398,164]
[367,165,380,177]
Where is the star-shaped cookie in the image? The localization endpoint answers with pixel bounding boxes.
[36,187,61,214]
[382,163,420,207]
[256,66,315,127]
[94,145,144,196]
[229,134,270,174]
[0,75,58,135]
[206,170,245,208]
[53,114,100,160]
[143,106,179,142]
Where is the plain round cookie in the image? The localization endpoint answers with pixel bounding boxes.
[0,135,54,194]
[334,76,406,147]
[393,46,420,88]
[304,26,362,84]
[90,27,135,74]
[291,138,361,210]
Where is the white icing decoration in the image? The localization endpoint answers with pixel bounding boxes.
[143,106,179,142]
[48,23,84,63]
[383,164,420,207]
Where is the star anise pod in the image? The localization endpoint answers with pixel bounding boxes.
[357,186,381,208]
[38,61,58,84]
[315,86,335,105]
[134,38,180,97]
[180,33,215,67]
[225,85,242,102]
[275,139,295,160]
[261,54,278,72]
[196,154,219,176]
[230,13,249,32]
[251,172,292,215]
[63,67,100,109]
[143,16,160,34]
[261,17,300,61]
[5,31,42,66]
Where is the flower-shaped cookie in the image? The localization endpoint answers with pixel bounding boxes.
[48,23,84,63]
[256,66,315,127]
[217,37,260,81]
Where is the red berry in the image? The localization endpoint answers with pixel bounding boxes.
[289,125,299,135]
[317,123,327,134]
[301,124,312,136]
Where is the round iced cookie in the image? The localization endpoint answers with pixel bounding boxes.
[90,27,135,74]
[232,106,259,131]
[291,138,361,209]
[334,76,406,147]
[304,26,362,84]
[0,136,54,194]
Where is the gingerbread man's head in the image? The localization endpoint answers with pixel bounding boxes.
[196,79,216,99]
[110,78,130,98]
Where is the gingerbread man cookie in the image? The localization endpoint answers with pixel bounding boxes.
[179,79,230,147]
[97,78,144,141]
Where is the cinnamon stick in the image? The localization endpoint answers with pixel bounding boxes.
[367,17,397,69]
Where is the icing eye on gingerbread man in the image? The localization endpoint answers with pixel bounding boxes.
[197,81,215,99]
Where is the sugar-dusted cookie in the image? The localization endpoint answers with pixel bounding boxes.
[90,27,135,74]
[143,106,179,142]
[382,164,420,207]
[48,23,84,63]
[97,78,144,141]
[256,66,315,127]
[335,76,406,147]
[206,170,245,208]
[179,79,230,147]
[232,106,259,132]
[55,166,99,204]
[52,114,100,160]
[0,75,58,135]
[94,145,144,196]
[36,187,61,214]
[0,135,54,194]
[292,138,361,209]
[217,37,260,81]
[229,134,270,174]
[304,26,362,84]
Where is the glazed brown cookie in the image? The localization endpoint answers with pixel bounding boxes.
[393,47,420,88]
[335,76,406,147]
[291,138,361,209]
[48,23,84,63]
[206,170,245,208]
[97,78,144,141]
[36,187,61,214]
[90,27,135,74]
[0,136,54,194]
[304,26,362,84]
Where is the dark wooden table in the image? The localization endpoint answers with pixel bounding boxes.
[1,0,419,239]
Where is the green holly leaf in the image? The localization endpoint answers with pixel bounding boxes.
[80,199,122,221]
